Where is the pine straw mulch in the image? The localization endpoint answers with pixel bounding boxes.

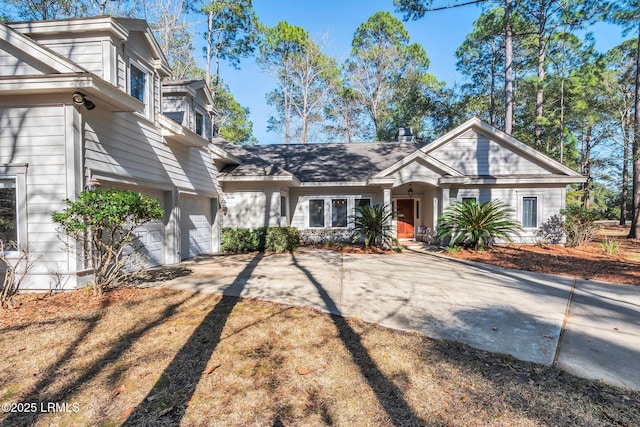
[1,288,639,426]
[445,226,640,286]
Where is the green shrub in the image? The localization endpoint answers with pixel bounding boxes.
[52,188,163,294]
[221,227,300,252]
[265,227,300,252]
[351,204,395,248]
[561,205,601,247]
[436,200,522,250]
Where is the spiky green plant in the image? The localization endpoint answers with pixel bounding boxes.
[436,200,522,250]
[351,204,395,248]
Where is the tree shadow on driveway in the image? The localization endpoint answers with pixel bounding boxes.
[290,253,425,426]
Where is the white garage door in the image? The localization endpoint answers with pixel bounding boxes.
[133,189,165,267]
[180,195,212,260]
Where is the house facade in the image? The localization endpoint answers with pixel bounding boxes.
[0,17,237,289]
[0,16,586,291]
[219,118,586,244]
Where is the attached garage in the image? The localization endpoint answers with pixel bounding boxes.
[130,188,166,267]
[180,194,213,260]
[102,185,167,267]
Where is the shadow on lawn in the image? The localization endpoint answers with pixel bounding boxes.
[290,253,426,426]
[123,252,264,425]
[0,291,199,427]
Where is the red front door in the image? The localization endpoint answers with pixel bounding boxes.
[396,199,414,239]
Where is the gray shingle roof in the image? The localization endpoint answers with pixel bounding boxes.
[218,141,423,182]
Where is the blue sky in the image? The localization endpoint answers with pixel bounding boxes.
[210,0,627,144]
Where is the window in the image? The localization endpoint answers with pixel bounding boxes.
[462,197,477,204]
[309,200,324,227]
[331,199,347,228]
[522,197,538,228]
[355,198,371,209]
[0,178,17,243]
[195,111,204,136]
[130,63,147,104]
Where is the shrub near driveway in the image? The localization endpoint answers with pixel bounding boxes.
[221,227,300,252]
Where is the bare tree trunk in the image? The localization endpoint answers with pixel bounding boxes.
[206,10,213,87]
[490,54,496,126]
[535,4,547,150]
[621,115,630,225]
[581,127,592,208]
[629,22,640,238]
[504,0,514,135]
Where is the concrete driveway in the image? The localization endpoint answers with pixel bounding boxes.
[159,248,640,391]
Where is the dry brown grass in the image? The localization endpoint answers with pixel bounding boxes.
[1,288,638,426]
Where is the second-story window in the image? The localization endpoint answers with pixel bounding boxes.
[195,111,204,136]
[130,63,146,103]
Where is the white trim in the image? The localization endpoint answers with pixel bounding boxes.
[128,59,151,118]
[517,193,544,230]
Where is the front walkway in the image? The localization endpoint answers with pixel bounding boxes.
[159,249,640,390]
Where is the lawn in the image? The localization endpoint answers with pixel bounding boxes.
[1,287,638,426]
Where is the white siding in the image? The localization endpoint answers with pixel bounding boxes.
[0,105,70,288]
[430,130,551,176]
[31,38,104,76]
[0,41,45,75]
[391,158,443,187]
[84,110,218,195]
[447,185,565,243]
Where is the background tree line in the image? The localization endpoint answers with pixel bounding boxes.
[2,0,640,237]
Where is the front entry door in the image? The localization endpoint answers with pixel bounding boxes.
[396,199,414,239]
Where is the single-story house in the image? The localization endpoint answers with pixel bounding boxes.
[218,118,586,243]
[0,16,586,291]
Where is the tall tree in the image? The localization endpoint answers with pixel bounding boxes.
[200,0,259,91]
[609,1,640,238]
[515,0,601,150]
[259,23,338,144]
[455,7,506,127]
[394,0,517,134]
[1,0,87,20]
[213,80,256,143]
[257,21,307,144]
[149,0,196,80]
[324,85,368,142]
[345,11,435,140]
[603,40,637,225]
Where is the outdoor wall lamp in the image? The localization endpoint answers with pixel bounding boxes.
[408,184,414,199]
[72,92,96,110]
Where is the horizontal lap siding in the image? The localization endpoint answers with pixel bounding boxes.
[0,42,42,75]
[34,38,103,76]
[0,106,69,279]
[431,131,550,175]
[85,110,218,195]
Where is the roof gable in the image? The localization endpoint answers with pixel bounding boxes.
[422,118,583,177]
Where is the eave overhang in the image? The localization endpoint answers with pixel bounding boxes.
[439,175,588,185]
[157,113,208,148]
[0,73,144,112]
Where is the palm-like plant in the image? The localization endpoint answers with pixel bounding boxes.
[436,200,522,250]
[351,204,395,248]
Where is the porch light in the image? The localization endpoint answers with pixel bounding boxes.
[407,184,414,199]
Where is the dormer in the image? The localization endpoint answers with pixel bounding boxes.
[8,16,170,120]
[162,80,216,142]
